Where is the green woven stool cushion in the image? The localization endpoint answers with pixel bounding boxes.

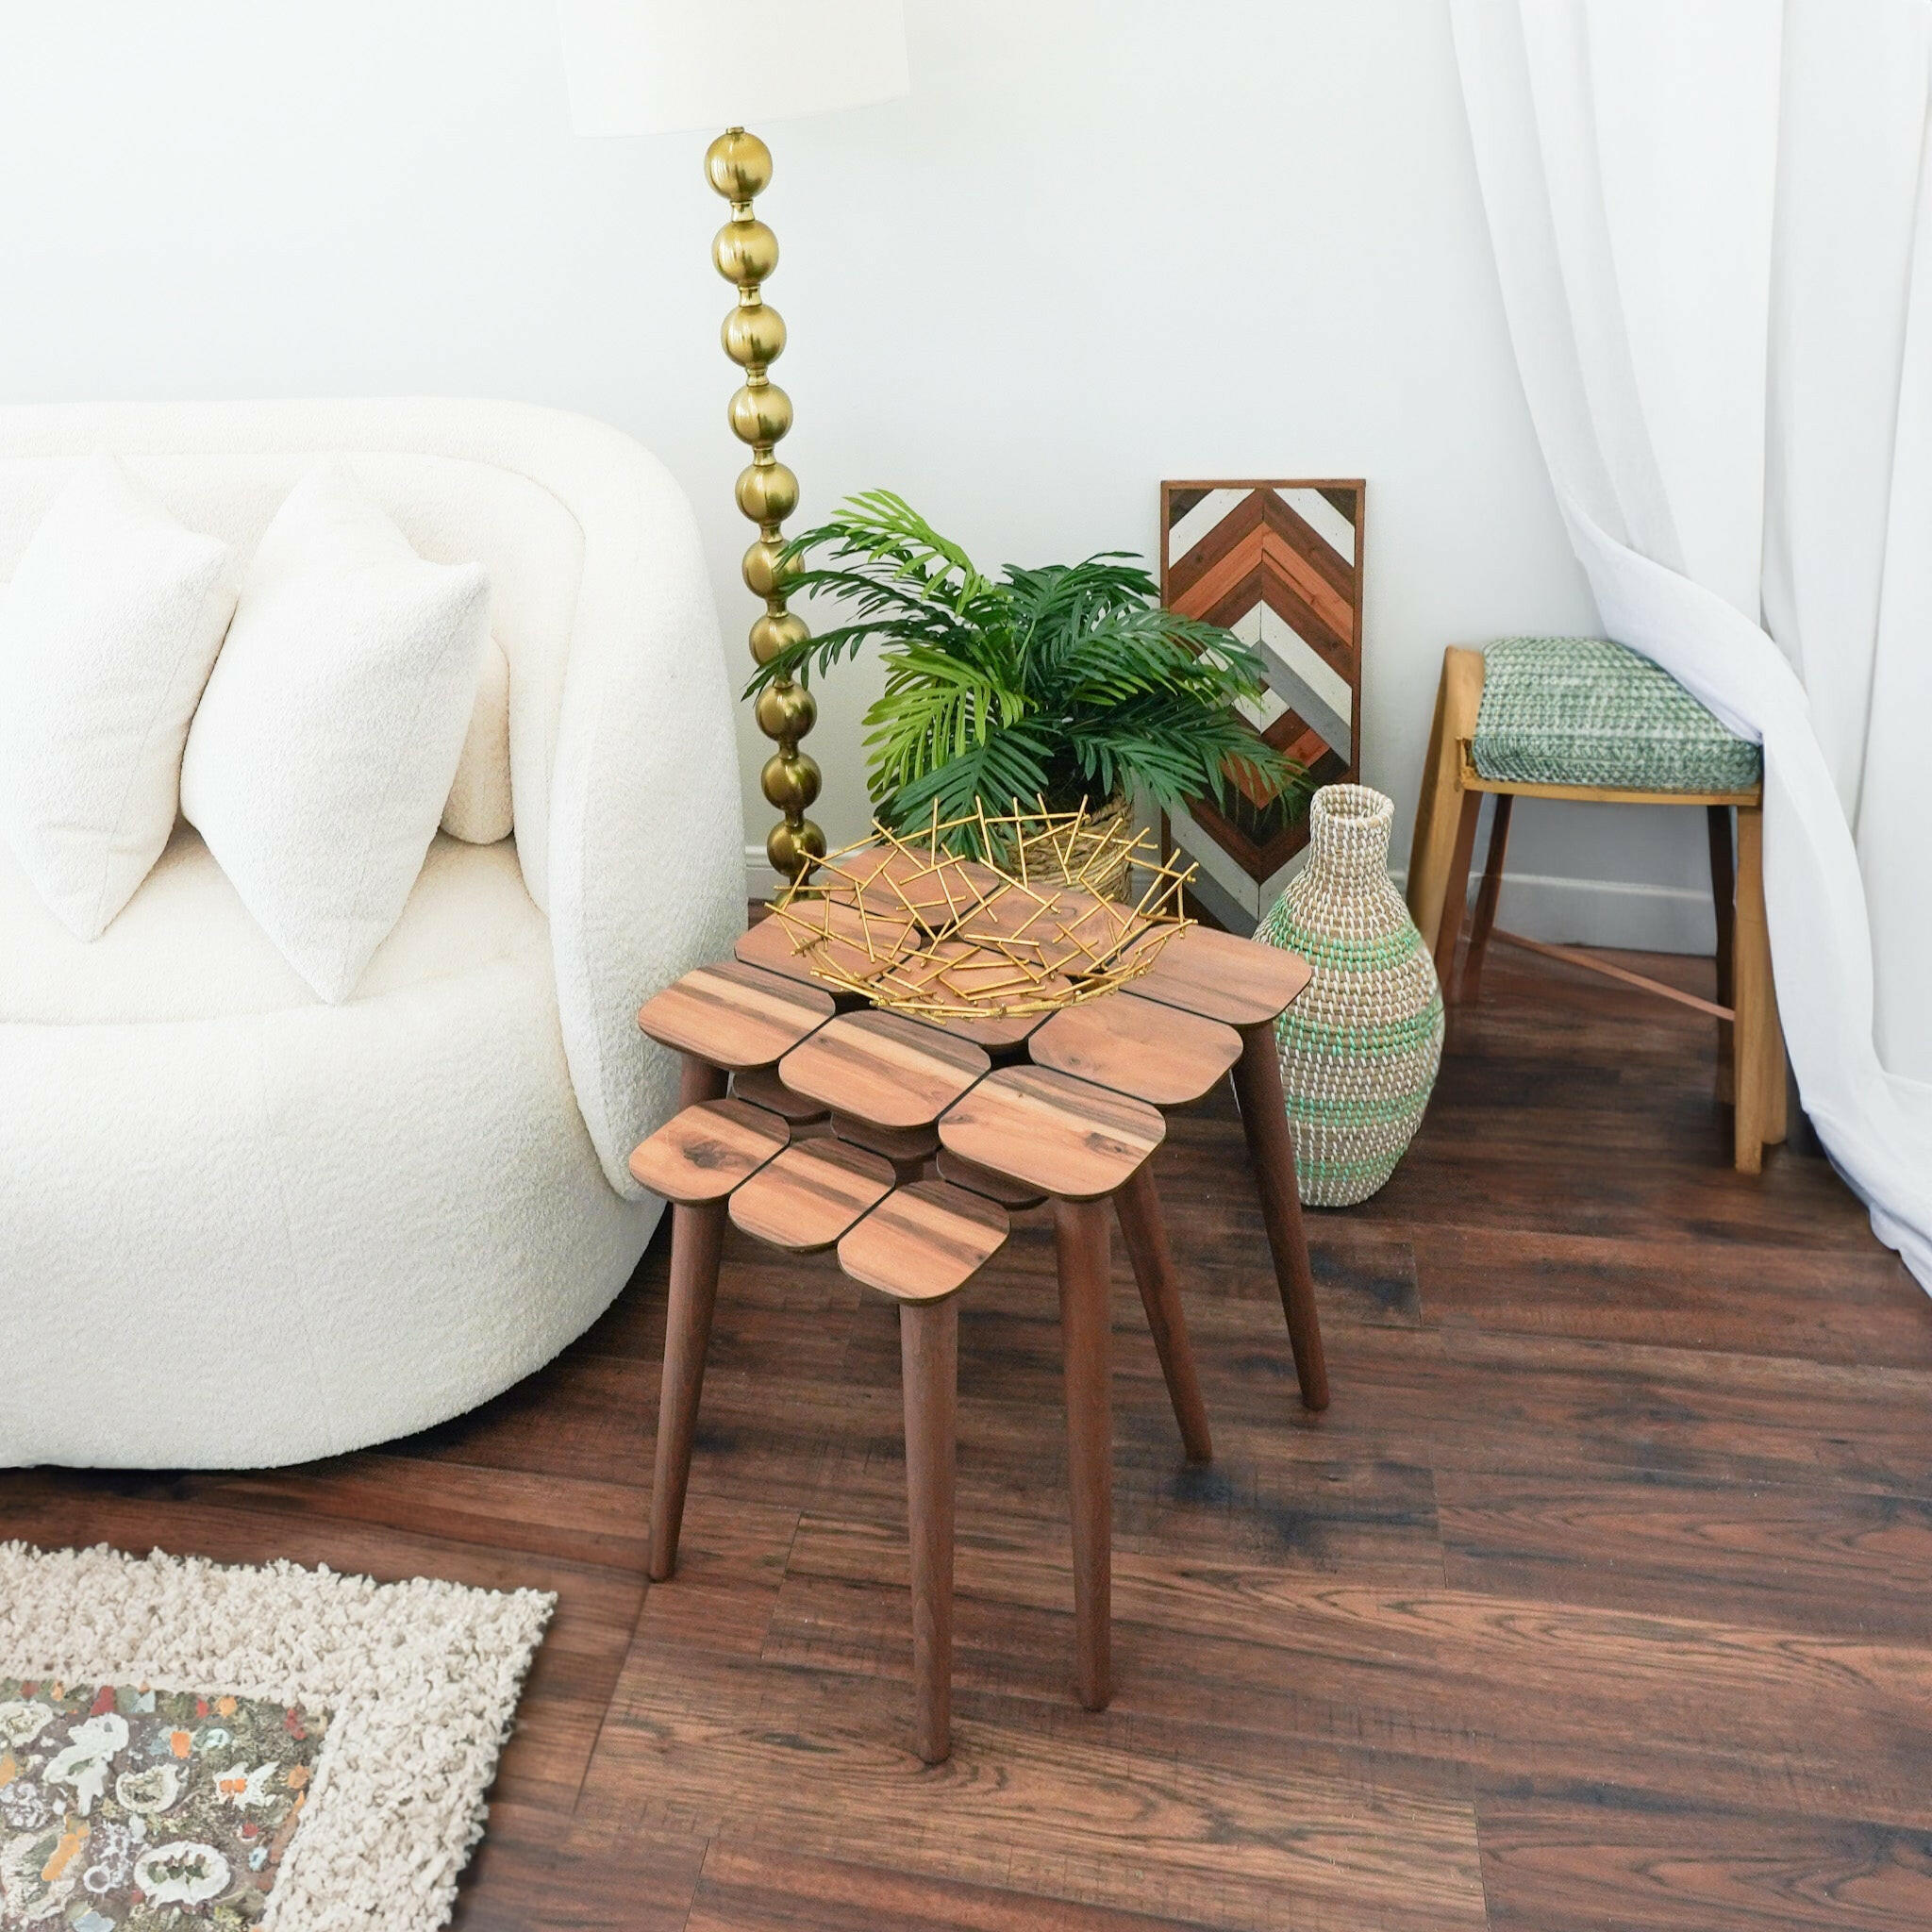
[1471,637,1762,793]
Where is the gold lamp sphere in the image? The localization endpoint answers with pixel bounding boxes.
[722,303,787,369]
[705,127,774,202]
[741,536,798,599]
[712,218,779,287]
[727,382,792,446]
[765,815,825,878]
[735,460,799,525]
[761,748,822,815]
[755,679,816,741]
[749,609,809,665]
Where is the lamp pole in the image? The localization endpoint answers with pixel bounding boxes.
[708,126,822,881]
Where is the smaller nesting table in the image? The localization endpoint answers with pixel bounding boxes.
[632,893,1324,1763]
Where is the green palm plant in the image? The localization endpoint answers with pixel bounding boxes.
[746,491,1307,851]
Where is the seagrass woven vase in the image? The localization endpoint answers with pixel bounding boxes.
[1256,785,1444,1206]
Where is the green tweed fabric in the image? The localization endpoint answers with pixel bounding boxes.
[1472,637,1761,793]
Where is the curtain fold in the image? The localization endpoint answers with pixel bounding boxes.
[1450,0,1932,1286]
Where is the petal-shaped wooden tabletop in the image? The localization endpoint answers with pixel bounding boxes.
[938,1064,1165,1202]
[637,959,834,1071]
[778,1009,991,1129]
[627,1098,789,1205]
[837,1180,1011,1303]
[728,1139,895,1252]
[1129,924,1313,1027]
[1029,991,1242,1107]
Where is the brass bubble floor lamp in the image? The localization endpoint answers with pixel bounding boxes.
[556,1,910,880]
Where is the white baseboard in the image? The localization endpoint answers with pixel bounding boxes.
[745,848,1717,954]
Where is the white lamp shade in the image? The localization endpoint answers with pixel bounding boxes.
[557,0,908,137]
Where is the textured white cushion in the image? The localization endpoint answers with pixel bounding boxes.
[442,636,514,842]
[0,453,235,938]
[182,461,490,1002]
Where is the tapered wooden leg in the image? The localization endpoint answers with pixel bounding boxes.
[1406,646,1488,951]
[1433,790,1484,1001]
[1054,1197,1112,1711]
[1461,792,1513,1005]
[648,1199,725,1580]
[1114,1165,1211,1463]
[679,1053,728,1108]
[1707,805,1737,1104]
[900,1297,957,1765]
[1231,1024,1330,1411]
[1732,805,1788,1172]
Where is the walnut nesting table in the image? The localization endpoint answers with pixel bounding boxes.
[631,909,1324,1764]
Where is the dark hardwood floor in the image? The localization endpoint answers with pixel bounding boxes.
[8,947,1931,1930]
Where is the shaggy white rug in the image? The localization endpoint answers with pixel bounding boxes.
[0,1542,552,1931]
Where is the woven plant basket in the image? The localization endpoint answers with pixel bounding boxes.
[1256,784,1444,1206]
[997,791,1134,899]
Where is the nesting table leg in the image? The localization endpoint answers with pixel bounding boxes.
[678,1052,728,1108]
[900,1298,958,1764]
[1053,1197,1113,1711]
[1231,1023,1330,1412]
[649,1199,726,1581]
[1113,1165,1211,1464]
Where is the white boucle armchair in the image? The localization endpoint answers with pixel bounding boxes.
[0,398,745,1468]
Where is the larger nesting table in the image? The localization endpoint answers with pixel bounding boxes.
[631,895,1323,1763]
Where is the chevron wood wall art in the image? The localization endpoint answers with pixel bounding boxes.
[1159,478,1365,923]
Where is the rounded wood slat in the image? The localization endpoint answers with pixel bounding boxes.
[1029,991,1241,1107]
[637,959,835,1072]
[1130,924,1312,1027]
[728,1139,895,1252]
[838,1181,1010,1303]
[627,1099,790,1205]
[934,1146,1048,1211]
[938,1065,1165,1203]
[779,1010,991,1130]
[731,1065,829,1124]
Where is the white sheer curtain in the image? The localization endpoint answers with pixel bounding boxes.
[1450,0,1932,1287]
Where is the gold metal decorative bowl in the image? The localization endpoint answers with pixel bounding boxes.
[764,805,1196,1020]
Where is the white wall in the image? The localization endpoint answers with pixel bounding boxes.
[0,0,1717,946]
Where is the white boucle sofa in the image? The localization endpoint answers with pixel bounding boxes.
[0,398,745,1469]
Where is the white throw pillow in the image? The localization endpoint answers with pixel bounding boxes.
[181,462,490,1003]
[0,454,236,939]
[441,636,514,843]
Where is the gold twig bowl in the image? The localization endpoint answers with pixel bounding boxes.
[764,803,1197,1020]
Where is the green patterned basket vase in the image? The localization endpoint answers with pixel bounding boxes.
[1256,785,1444,1206]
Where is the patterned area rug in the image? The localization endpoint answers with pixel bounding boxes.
[0,1544,552,1931]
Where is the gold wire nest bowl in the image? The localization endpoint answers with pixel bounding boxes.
[765,806,1196,1020]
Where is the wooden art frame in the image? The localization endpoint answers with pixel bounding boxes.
[1158,478,1367,921]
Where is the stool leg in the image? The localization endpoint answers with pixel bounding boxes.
[1113,1165,1211,1464]
[1054,1197,1113,1712]
[1231,1023,1331,1411]
[679,1053,728,1108]
[1707,805,1737,1105]
[1461,792,1512,1005]
[900,1297,957,1765]
[1434,790,1484,1001]
[1407,646,1487,952]
[648,1199,725,1580]
[1733,805,1788,1171]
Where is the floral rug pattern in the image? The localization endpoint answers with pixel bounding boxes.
[0,1681,328,1929]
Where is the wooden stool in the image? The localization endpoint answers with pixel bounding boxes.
[1406,639,1786,1173]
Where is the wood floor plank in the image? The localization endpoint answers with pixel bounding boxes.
[1474,1790,1932,1932]
[580,1642,1487,1932]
